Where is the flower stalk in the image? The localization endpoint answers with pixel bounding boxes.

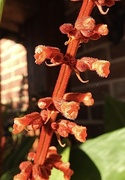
[35,0,95,167]
[12,0,117,179]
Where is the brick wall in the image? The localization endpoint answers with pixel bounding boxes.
[70,35,125,137]
[0,39,28,111]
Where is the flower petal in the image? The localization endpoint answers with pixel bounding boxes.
[92,60,110,77]
[71,125,87,142]
[63,92,94,106]
[60,101,80,120]
[12,112,42,134]
[34,45,62,65]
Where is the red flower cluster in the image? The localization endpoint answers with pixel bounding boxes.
[14,146,73,180]
[60,16,108,44]
[12,0,117,179]
[12,92,92,140]
[38,92,94,121]
[34,44,110,84]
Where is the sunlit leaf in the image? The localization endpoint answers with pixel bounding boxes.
[81,127,125,180]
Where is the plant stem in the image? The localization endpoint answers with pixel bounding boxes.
[35,0,95,166]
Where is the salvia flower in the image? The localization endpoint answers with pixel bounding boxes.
[38,92,94,121]
[75,16,96,37]
[75,57,110,78]
[14,146,73,180]
[34,45,64,66]
[12,112,46,134]
[51,120,87,142]
[60,16,108,44]
[63,92,94,106]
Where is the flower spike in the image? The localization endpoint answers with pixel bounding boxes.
[12,0,117,179]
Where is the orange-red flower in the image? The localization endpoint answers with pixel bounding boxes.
[12,112,45,134]
[60,16,108,44]
[14,146,73,180]
[34,45,64,66]
[51,120,87,142]
[75,57,110,78]
[75,16,96,37]
[63,92,94,106]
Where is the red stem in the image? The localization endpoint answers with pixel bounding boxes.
[34,0,95,165]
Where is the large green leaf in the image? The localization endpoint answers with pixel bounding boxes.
[104,96,125,132]
[81,127,125,180]
[70,147,101,180]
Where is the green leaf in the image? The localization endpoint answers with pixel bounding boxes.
[104,96,125,132]
[0,0,5,21]
[82,127,125,180]
[50,146,71,180]
[70,147,101,180]
[0,168,19,180]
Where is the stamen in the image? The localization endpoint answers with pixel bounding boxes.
[55,132,66,147]
[95,2,109,15]
[74,68,89,83]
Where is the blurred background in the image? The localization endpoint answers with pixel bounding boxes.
[0,0,125,178]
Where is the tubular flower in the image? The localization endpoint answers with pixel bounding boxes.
[75,16,96,37]
[75,16,108,42]
[38,92,94,121]
[14,146,73,180]
[12,112,46,134]
[51,120,87,142]
[63,92,94,106]
[75,57,110,78]
[34,45,64,66]
[60,16,108,44]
